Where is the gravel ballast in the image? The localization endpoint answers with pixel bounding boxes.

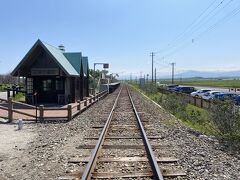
[0,85,239,179]
[130,87,240,180]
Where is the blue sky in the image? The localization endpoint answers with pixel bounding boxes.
[0,0,240,79]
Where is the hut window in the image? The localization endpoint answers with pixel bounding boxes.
[43,79,52,91]
[56,79,64,90]
[27,78,33,93]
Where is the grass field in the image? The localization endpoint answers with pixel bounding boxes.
[130,82,240,140]
[159,79,240,88]
[0,84,9,92]
[13,92,25,102]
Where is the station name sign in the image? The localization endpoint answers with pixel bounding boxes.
[31,68,59,76]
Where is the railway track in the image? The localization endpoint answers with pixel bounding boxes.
[62,85,186,179]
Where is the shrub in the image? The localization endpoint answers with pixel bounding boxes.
[141,83,158,94]
[160,93,187,116]
[187,109,203,123]
[210,100,240,139]
[13,92,25,102]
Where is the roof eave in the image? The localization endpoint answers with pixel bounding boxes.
[11,39,42,76]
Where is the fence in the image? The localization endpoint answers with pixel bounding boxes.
[0,90,108,122]
[158,88,212,109]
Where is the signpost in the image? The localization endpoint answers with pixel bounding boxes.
[93,63,109,95]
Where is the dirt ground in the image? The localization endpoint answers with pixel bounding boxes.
[0,119,37,179]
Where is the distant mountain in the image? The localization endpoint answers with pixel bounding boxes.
[163,70,240,79]
[118,70,240,80]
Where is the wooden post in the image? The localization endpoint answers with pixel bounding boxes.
[16,87,18,95]
[194,97,196,106]
[79,100,81,112]
[84,99,87,106]
[201,98,203,108]
[96,93,99,101]
[39,105,44,122]
[89,97,92,104]
[68,104,72,121]
[8,97,13,122]
[77,100,80,110]
[7,88,10,98]
[12,87,15,98]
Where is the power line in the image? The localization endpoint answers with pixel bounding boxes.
[147,1,240,76]
[195,3,240,41]
[158,0,219,53]
[184,0,234,41]
[156,0,231,55]
[154,1,240,60]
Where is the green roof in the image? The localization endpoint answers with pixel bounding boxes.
[11,39,89,77]
[63,52,81,74]
[82,56,89,76]
[42,42,80,76]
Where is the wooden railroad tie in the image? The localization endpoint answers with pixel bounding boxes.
[68,156,179,163]
[85,136,162,140]
[90,125,156,130]
[76,144,171,149]
[59,170,186,179]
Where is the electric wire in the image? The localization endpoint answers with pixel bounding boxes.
[156,1,240,60]
[155,0,223,54]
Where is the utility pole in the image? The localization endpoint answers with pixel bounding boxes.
[150,52,155,83]
[170,62,176,84]
[154,68,156,85]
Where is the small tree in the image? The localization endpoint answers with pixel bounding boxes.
[161,93,187,116]
[210,100,240,139]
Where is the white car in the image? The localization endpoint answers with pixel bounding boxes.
[190,89,211,97]
[202,91,222,100]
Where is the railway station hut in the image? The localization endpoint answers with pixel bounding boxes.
[11,39,89,105]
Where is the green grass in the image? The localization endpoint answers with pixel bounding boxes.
[130,82,240,140]
[13,92,25,102]
[0,84,10,92]
[130,82,220,136]
[160,79,240,88]
[180,104,219,136]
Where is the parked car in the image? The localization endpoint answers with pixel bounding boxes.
[212,92,240,105]
[165,84,179,91]
[190,89,211,97]
[213,92,238,101]
[174,86,196,94]
[233,95,240,105]
[202,91,222,100]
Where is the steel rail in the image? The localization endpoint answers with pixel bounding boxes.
[81,86,123,180]
[127,87,164,180]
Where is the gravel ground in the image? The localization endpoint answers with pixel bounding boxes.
[130,87,240,180]
[92,87,154,179]
[1,85,240,180]
[0,89,119,180]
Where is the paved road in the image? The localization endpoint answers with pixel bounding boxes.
[0,91,7,100]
